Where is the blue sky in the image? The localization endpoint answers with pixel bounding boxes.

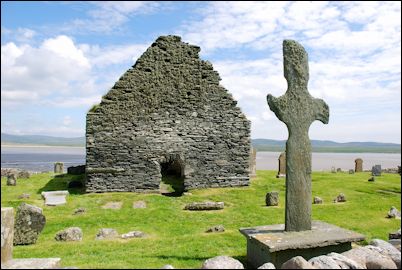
[1,1,401,143]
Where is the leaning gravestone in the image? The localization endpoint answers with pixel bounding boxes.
[354,158,363,172]
[14,203,46,245]
[239,40,364,268]
[276,152,286,178]
[54,162,64,174]
[372,165,382,176]
[265,192,279,206]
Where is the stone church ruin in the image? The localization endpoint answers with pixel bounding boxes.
[85,35,251,193]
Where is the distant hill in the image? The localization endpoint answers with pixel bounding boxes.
[1,133,400,153]
[1,133,85,147]
[252,138,401,153]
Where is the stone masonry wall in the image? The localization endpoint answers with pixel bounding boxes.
[86,35,251,192]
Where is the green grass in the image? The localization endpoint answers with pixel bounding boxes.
[1,171,400,269]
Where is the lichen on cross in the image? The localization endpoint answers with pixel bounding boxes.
[267,40,329,232]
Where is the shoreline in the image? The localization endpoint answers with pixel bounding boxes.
[1,144,85,148]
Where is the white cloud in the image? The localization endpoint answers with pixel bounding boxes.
[87,43,149,67]
[68,1,160,33]
[63,116,72,126]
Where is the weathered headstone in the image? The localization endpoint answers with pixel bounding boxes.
[1,208,14,264]
[267,40,329,231]
[331,167,336,173]
[184,202,224,211]
[239,40,365,269]
[41,191,69,206]
[276,152,286,178]
[54,162,64,174]
[336,168,342,173]
[55,227,83,241]
[95,228,119,240]
[249,147,257,178]
[13,203,46,245]
[334,193,347,203]
[1,207,61,269]
[372,165,382,176]
[133,201,147,209]
[313,196,323,204]
[121,231,146,239]
[6,174,17,186]
[354,158,363,172]
[17,170,30,179]
[348,169,354,174]
[205,225,225,233]
[265,192,279,206]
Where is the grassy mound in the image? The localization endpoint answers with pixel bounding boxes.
[1,170,400,268]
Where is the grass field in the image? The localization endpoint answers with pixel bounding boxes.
[1,170,401,269]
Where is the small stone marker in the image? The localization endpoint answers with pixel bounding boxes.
[205,225,225,233]
[336,168,342,172]
[276,152,286,178]
[372,164,382,176]
[184,202,224,211]
[249,147,257,178]
[1,207,14,264]
[41,191,69,206]
[96,228,119,240]
[313,196,323,204]
[17,170,30,179]
[6,174,17,186]
[389,229,401,240]
[54,162,64,173]
[55,227,83,241]
[387,206,401,219]
[102,201,123,209]
[267,39,329,231]
[348,169,354,174]
[14,203,46,245]
[355,158,363,172]
[334,193,346,203]
[18,193,30,199]
[133,201,147,209]
[73,208,86,215]
[266,192,279,206]
[331,167,336,173]
[121,231,146,239]
[201,256,244,269]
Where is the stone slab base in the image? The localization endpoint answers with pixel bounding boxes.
[239,220,365,268]
[1,258,61,269]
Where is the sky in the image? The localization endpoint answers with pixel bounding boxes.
[1,1,401,143]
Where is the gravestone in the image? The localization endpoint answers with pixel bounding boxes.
[348,169,354,174]
[239,40,364,268]
[372,165,382,176]
[14,203,46,245]
[276,152,286,178]
[265,192,279,206]
[41,191,69,206]
[1,207,61,269]
[6,174,16,186]
[331,167,336,173]
[354,158,363,172]
[1,208,14,264]
[54,162,64,174]
[249,147,257,178]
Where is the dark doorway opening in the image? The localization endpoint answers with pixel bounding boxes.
[160,156,185,197]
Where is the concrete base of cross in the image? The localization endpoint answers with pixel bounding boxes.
[239,220,365,268]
